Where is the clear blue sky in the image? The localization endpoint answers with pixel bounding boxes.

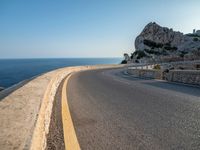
[1,0,200,58]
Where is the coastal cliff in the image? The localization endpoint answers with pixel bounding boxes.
[127,22,200,63]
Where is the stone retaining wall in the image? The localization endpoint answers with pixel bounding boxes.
[165,70,200,85]
[127,69,163,79]
[127,68,200,86]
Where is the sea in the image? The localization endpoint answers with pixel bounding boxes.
[0,58,122,88]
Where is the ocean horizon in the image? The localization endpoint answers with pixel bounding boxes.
[0,58,122,88]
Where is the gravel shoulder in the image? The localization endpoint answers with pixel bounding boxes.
[46,78,65,150]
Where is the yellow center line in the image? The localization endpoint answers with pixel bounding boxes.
[62,74,81,150]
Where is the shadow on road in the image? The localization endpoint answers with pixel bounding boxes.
[142,81,200,97]
[105,69,200,98]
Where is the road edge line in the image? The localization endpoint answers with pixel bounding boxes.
[62,74,81,150]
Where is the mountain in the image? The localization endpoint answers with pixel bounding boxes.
[131,22,200,63]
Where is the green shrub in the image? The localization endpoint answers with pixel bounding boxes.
[136,51,146,59]
[144,49,161,55]
[131,51,147,59]
[164,46,177,51]
[186,34,200,38]
[153,64,161,70]
[143,39,163,48]
[121,60,127,64]
[193,38,199,42]
[178,66,184,70]
[179,51,188,58]
[135,60,139,63]
[196,64,200,69]
[179,53,184,58]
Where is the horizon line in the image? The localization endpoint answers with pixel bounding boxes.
[0,57,123,60]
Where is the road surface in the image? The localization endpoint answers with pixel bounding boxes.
[67,68,200,150]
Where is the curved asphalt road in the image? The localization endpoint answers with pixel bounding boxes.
[67,68,200,150]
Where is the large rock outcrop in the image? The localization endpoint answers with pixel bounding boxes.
[133,22,200,62]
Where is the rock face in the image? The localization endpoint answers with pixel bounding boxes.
[133,22,200,62]
[135,22,186,51]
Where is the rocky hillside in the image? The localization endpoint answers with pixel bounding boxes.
[130,22,200,63]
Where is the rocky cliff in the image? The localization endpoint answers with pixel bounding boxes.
[132,22,200,63]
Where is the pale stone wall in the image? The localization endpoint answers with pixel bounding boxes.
[127,69,163,79]
[165,70,200,85]
[169,60,200,70]
[127,68,200,86]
